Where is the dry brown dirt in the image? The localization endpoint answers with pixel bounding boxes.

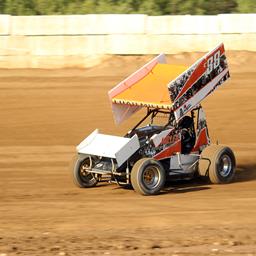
[0,51,256,256]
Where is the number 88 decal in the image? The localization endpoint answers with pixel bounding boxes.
[206,50,220,74]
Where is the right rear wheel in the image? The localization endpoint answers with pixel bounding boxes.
[199,145,236,184]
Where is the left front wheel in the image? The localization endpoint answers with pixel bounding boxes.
[131,158,166,196]
[73,156,98,188]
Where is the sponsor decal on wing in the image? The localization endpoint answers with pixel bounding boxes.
[168,43,230,121]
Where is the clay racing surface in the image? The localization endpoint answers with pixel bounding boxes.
[0,52,256,255]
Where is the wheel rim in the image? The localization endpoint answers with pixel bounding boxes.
[79,158,95,183]
[218,154,232,177]
[142,165,160,189]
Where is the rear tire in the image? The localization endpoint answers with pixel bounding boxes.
[131,158,166,195]
[73,156,98,188]
[199,145,236,184]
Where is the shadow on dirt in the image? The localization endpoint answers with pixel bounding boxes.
[163,178,211,194]
[234,164,256,183]
[161,164,256,194]
[163,185,210,194]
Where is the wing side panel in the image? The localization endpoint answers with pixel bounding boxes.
[168,43,230,121]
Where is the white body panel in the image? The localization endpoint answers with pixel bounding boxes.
[77,129,140,167]
[150,128,173,147]
[169,154,199,173]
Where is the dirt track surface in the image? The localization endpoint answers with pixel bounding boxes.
[0,51,256,255]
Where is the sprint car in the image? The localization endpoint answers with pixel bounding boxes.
[72,43,236,195]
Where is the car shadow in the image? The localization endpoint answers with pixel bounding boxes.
[162,185,210,194]
[161,164,256,194]
[233,164,256,183]
[162,178,211,194]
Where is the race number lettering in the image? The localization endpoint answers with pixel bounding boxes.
[206,50,220,74]
[213,50,220,69]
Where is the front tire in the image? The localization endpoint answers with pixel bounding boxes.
[199,145,236,184]
[131,158,166,195]
[73,156,98,188]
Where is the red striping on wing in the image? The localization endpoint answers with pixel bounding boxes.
[175,44,225,101]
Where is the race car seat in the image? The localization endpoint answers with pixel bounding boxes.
[178,116,196,154]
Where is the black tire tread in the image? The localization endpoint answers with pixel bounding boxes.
[131,158,166,196]
[73,156,98,188]
[199,145,236,184]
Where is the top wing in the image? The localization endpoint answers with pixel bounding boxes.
[168,43,230,121]
[108,53,187,124]
[112,63,187,109]
[108,43,230,125]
